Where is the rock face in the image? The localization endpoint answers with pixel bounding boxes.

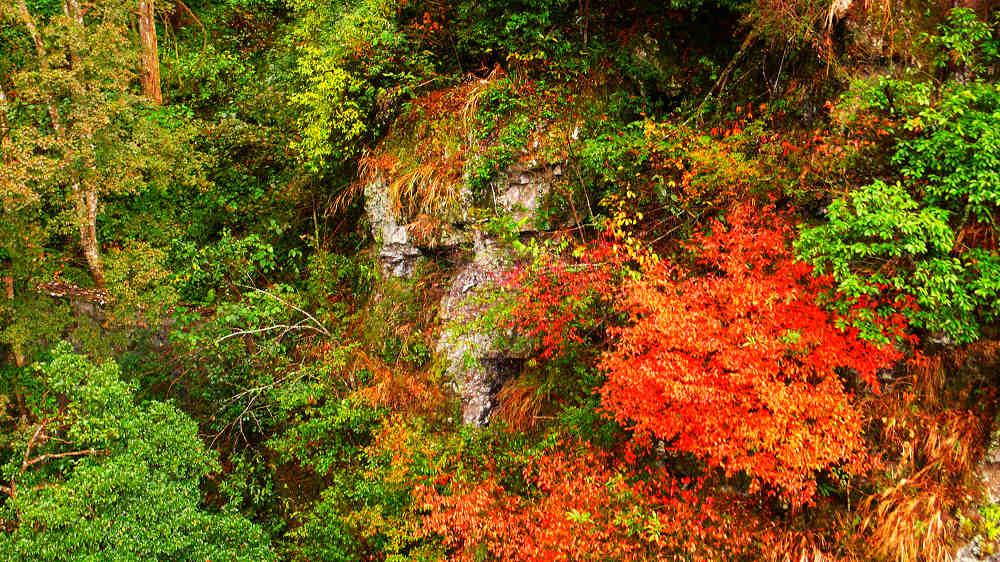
[497,163,561,226]
[363,179,424,277]
[364,163,561,278]
[953,342,1000,562]
[980,429,1000,502]
[363,162,565,425]
[956,426,1000,562]
[436,235,520,425]
[957,533,1000,562]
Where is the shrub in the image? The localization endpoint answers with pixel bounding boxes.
[0,344,274,560]
[797,180,1000,343]
[601,203,906,504]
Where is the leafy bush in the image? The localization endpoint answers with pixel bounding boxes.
[169,231,280,303]
[292,64,369,171]
[797,180,1000,342]
[890,80,1000,223]
[602,203,906,504]
[306,250,377,307]
[0,344,274,560]
[799,34,1000,342]
[449,0,578,67]
[287,0,433,172]
[104,241,179,324]
[922,7,999,77]
[417,443,765,561]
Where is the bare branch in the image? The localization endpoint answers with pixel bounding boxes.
[174,0,208,56]
[21,420,49,472]
[238,284,332,338]
[214,320,320,344]
[24,448,107,469]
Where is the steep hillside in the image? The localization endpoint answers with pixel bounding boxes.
[2,1,1000,560]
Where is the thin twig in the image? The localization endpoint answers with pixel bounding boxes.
[214,320,321,344]
[174,0,208,56]
[683,32,757,128]
[239,284,332,337]
[24,448,106,468]
[21,420,49,472]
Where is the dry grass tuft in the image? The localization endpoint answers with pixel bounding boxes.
[857,409,983,562]
[860,481,955,562]
[356,72,502,224]
[766,529,842,562]
[351,348,445,417]
[492,374,547,433]
[855,351,996,562]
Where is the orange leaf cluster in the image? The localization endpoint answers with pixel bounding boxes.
[501,241,620,359]
[417,446,761,561]
[600,203,907,504]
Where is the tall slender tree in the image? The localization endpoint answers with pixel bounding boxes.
[13,0,106,286]
[2,0,195,291]
[137,0,163,105]
[0,85,10,164]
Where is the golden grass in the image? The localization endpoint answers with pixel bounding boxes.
[355,71,503,224]
[854,350,996,562]
[492,374,545,433]
[767,530,842,562]
[857,410,983,562]
[350,347,445,417]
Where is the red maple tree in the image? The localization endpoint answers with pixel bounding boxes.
[599,203,907,504]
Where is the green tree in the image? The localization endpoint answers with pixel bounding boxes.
[287,0,433,172]
[0,0,199,288]
[0,343,274,560]
[797,10,1000,343]
[796,180,1000,342]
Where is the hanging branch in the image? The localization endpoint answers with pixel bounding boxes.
[2,450,109,498]
[1,416,109,500]
[0,84,11,164]
[23,448,107,469]
[214,319,327,344]
[238,284,332,338]
[683,32,757,127]
[174,0,209,56]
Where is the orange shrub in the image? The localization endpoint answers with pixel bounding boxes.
[600,202,908,504]
[417,445,763,561]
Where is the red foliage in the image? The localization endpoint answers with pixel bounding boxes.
[599,203,907,504]
[417,446,762,561]
[500,240,620,359]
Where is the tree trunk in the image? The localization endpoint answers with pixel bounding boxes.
[63,0,107,287]
[78,189,105,287]
[3,275,25,368]
[63,0,82,21]
[138,1,162,105]
[0,85,11,164]
[18,0,107,287]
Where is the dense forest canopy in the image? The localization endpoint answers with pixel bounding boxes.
[2,0,1000,560]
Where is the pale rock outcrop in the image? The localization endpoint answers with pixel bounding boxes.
[364,162,569,425]
[363,179,424,277]
[435,234,522,425]
[497,163,562,226]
